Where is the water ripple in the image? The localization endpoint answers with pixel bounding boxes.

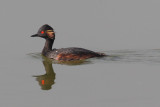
[100,49,160,64]
[28,49,160,65]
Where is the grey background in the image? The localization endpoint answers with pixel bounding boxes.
[1,0,160,52]
[1,0,160,107]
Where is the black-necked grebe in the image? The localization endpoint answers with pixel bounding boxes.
[31,24,106,61]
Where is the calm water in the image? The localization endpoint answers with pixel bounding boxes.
[1,0,160,106]
[1,48,160,107]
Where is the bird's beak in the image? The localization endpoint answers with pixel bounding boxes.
[31,34,39,37]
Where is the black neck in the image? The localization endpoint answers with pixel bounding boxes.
[42,38,54,55]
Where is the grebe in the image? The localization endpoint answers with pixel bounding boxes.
[31,24,106,61]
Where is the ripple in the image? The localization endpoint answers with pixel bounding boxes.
[27,49,160,65]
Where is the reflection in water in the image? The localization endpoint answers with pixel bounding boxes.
[33,58,56,90]
[30,49,160,90]
[30,54,92,90]
[52,59,90,65]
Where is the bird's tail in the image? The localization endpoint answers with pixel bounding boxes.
[96,52,108,57]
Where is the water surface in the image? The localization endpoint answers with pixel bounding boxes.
[1,46,160,107]
[26,49,160,107]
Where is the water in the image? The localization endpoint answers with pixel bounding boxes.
[1,47,160,107]
[103,49,160,64]
[1,0,160,106]
[1,46,160,107]
[2,49,158,107]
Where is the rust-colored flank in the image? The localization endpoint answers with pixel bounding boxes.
[55,53,96,61]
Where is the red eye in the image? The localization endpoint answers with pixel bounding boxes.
[41,31,44,34]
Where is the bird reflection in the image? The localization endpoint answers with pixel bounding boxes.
[33,58,56,90]
[32,55,90,90]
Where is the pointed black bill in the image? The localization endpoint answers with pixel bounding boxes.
[31,34,38,37]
